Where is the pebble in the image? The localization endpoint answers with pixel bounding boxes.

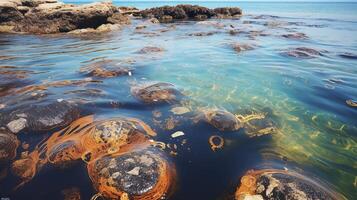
[171,131,185,138]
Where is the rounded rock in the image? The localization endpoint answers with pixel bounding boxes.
[87,148,175,199]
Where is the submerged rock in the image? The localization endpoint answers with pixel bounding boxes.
[136,46,165,54]
[232,43,255,53]
[0,1,130,34]
[282,47,324,59]
[199,109,243,131]
[281,32,308,40]
[80,59,133,78]
[139,4,242,22]
[0,129,20,162]
[131,82,182,104]
[87,148,175,199]
[3,100,80,133]
[339,52,357,60]
[235,169,344,200]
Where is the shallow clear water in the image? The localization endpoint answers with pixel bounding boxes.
[1,1,357,200]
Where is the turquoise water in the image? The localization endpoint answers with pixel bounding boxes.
[1,1,357,200]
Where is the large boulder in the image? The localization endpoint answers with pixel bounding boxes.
[139,4,242,22]
[2,100,80,133]
[0,1,24,23]
[0,1,130,34]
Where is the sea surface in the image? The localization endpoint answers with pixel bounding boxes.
[1,1,357,200]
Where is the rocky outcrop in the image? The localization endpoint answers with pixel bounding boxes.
[139,4,242,22]
[0,0,130,34]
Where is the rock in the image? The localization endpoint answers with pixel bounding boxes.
[188,31,217,36]
[140,4,218,22]
[281,32,308,40]
[200,109,243,131]
[131,82,182,104]
[170,106,190,115]
[346,99,357,107]
[232,43,255,53]
[107,13,131,25]
[339,52,357,60]
[87,148,175,199]
[2,101,80,133]
[235,169,343,200]
[282,47,324,59]
[171,131,185,138]
[80,59,132,78]
[7,118,27,133]
[136,46,165,54]
[0,129,19,162]
[0,1,130,34]
[147,18,160,24]
[0,1,24,23]
[214,7,242,18]
[96,23,121,32]
[118,6,140,15]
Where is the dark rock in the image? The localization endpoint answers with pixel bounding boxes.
[80,59,133,78]
[282,47,324,59]
[136,46,165,54]
[139,4,241,22]
[87,148,175,199]
[232,43,255,53]
[0,129,19,162]
[107,12,131,25]
[214,7,242,18]
[0,2,24,23]
[131,82,182,104]
[339,52,357,60]
[281,32,308,40]
[200,109,243,131]
[188,31,217,36]
[3,100,80,133]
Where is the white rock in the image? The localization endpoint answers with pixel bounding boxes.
[7,118,27,133]
[170,106,190,115]
[171,131,185,138]
[127,167,140,176]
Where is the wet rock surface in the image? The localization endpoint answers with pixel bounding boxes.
[2,100,80,133]
[139,4,242,22]
[0,129,19,162]
[88,148,171,197]
[235,170,342,200]
[80,59,133,78]
[131,82,182,104]
[0,1,130,34]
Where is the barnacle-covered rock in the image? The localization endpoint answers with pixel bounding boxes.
[0,129,20,162]
[3,100,80,133]
[235,169,343,200]
[131,82,182,104]
[87,148,175,200]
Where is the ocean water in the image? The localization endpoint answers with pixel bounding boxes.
[1,1,357,200]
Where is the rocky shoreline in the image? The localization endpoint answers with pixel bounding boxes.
[0,0,242,34]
